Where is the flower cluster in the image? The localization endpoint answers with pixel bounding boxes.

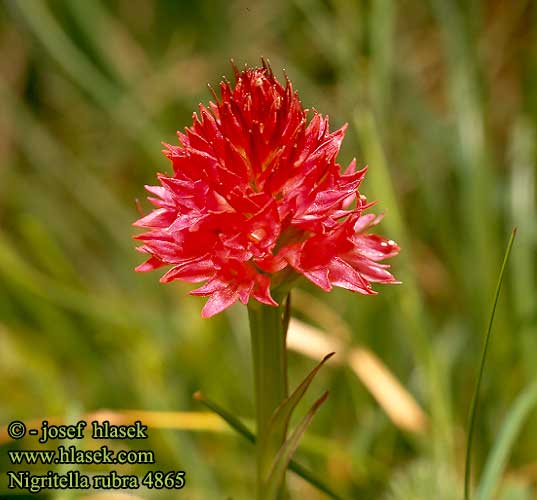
[134,63,399,317]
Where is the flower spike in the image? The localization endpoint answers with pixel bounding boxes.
[134,64,399,316]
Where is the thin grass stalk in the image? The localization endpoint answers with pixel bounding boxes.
[464,228,517,500]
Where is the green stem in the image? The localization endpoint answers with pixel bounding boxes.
[248,295,289,500]
[464,228,516,500]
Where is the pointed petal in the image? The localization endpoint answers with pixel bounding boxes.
[201,287,240,317]
[160,259,215,283]
[135,256,166,273]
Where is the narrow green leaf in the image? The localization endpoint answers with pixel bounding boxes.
[194,391,256,444]
[287,456,345,500]
[464,228,517,500]
[265,391,330,500]
[476,378,537,500]
[259,352,335,478]
[194,391,344,500]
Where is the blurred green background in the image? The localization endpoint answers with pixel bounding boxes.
[1,0,536,499]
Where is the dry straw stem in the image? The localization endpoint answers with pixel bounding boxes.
[287,318,428,434]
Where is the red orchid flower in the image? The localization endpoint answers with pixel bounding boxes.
[134,62,399,317]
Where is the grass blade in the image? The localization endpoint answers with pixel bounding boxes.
[464,228,517,500]
[476,378,537,500]
[194,391,345,500]
[265,391,330,500]
[259,352,334,478]
[194,391,256,444]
